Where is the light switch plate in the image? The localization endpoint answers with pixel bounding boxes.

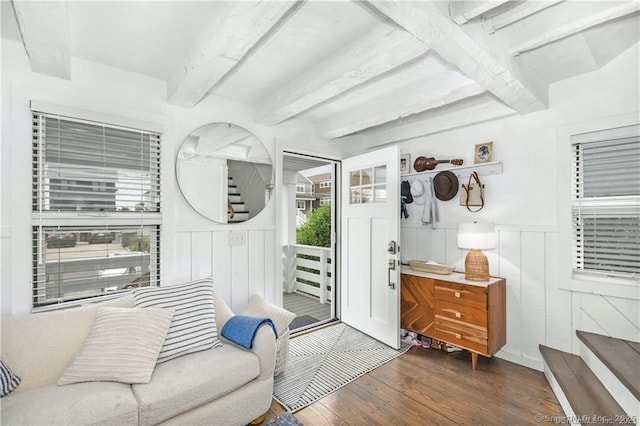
[229,230,247,246]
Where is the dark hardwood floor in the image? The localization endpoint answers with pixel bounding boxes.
[265,345,563,425]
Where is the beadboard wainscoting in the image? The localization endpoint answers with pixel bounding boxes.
[173,227,277,314]
[401,224,640,371]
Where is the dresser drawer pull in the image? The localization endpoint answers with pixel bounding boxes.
[455,333,462,339]
[455,312,462,318]
[454,291,461,298]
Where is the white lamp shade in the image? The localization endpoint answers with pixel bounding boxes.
[457,222,496,249]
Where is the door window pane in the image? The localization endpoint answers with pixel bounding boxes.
[374,166,386,184]
[349,166,387,204]
[375,186,387,202]
[361,188,374,203]
[362,169,372,186]
[350,188,361,204]
[350,171,361,187]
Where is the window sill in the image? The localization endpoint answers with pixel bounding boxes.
[559,273,640,300]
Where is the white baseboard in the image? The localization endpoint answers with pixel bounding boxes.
[496,349,544,371]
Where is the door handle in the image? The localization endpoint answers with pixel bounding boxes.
[388,259,396,289]
[387,241,397,254]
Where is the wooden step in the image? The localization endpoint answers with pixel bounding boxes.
[540,345,627,424]
[577,331,640,401]
[577,331,640,420]
[228,211,249,222]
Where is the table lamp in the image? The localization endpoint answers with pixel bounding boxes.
[457,222,495,281]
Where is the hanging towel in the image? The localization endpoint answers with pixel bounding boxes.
[421,177,439,226]
[221,315,278,349]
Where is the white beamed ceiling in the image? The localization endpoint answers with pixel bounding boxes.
[3,0,638,146]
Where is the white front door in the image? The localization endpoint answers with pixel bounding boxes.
[340,146,400,349]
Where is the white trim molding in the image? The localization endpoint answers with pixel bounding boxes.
[556,112,640,300]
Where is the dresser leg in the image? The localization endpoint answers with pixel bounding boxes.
[471,352,478,369]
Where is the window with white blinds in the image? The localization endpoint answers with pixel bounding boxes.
[571,127,640,281]
[31,111,162,310]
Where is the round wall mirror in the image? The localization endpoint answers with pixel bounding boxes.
[176,122,273,223]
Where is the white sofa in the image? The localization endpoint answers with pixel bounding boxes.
[0,292,276,426]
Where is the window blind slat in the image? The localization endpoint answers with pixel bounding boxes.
[33,112,161,214]
[571,131,640,279]
[32,111,161,310]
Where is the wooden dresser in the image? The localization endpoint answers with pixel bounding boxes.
[400,267,506,369]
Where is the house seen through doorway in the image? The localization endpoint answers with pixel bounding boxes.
[282,153,338,333]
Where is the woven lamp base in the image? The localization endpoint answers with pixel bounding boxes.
[464,249,490,281]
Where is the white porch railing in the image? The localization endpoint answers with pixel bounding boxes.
[284,244,331,304]
[296,210,308,227]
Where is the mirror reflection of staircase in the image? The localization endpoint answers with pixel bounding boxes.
[228,176,249,223]
[540,331,639,423]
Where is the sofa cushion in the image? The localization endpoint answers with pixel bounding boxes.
[132,345,260,425]
[58,307,174,385]
[0,295,134,393]
[133,278,222,363]
[242,294,296,336]
[0,357,21,397]
[0,381,138,425]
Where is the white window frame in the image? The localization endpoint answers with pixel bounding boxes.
[296,183,306,193]
[297,200,306,210]
[320,198,331,206]
[557,113,640,300]
[320,181,331,188]
[31,106,162,311]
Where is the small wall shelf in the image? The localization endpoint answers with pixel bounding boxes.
[402,161,503,181]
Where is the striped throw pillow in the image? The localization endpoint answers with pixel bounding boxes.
[58,307,174,385]
[133,278,222,363]
[0,357,21,397]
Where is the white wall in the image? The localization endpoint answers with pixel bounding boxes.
[0,38,324,315]
[397,43,640,370]
[2,34,638,372]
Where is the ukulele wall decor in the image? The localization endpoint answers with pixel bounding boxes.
[413,156,463,172]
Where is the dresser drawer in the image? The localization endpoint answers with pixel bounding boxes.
[434,281,487,309]
[435,317,488,354]
[435,300,487,327]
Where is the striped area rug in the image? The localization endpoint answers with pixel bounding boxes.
[273,323,411,412]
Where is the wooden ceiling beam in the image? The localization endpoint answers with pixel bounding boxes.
[167,0,299,108]
[11,0,70,79]
[343,94,516,147]
[510,1,640,56]
[483,0,564,33]
[319,74,485,139]
[449,0,512,26]
[365,0,547,114]
[256,25,429,126]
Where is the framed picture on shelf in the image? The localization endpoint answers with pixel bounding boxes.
[400,154,411,175]
[474,142,493,164]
